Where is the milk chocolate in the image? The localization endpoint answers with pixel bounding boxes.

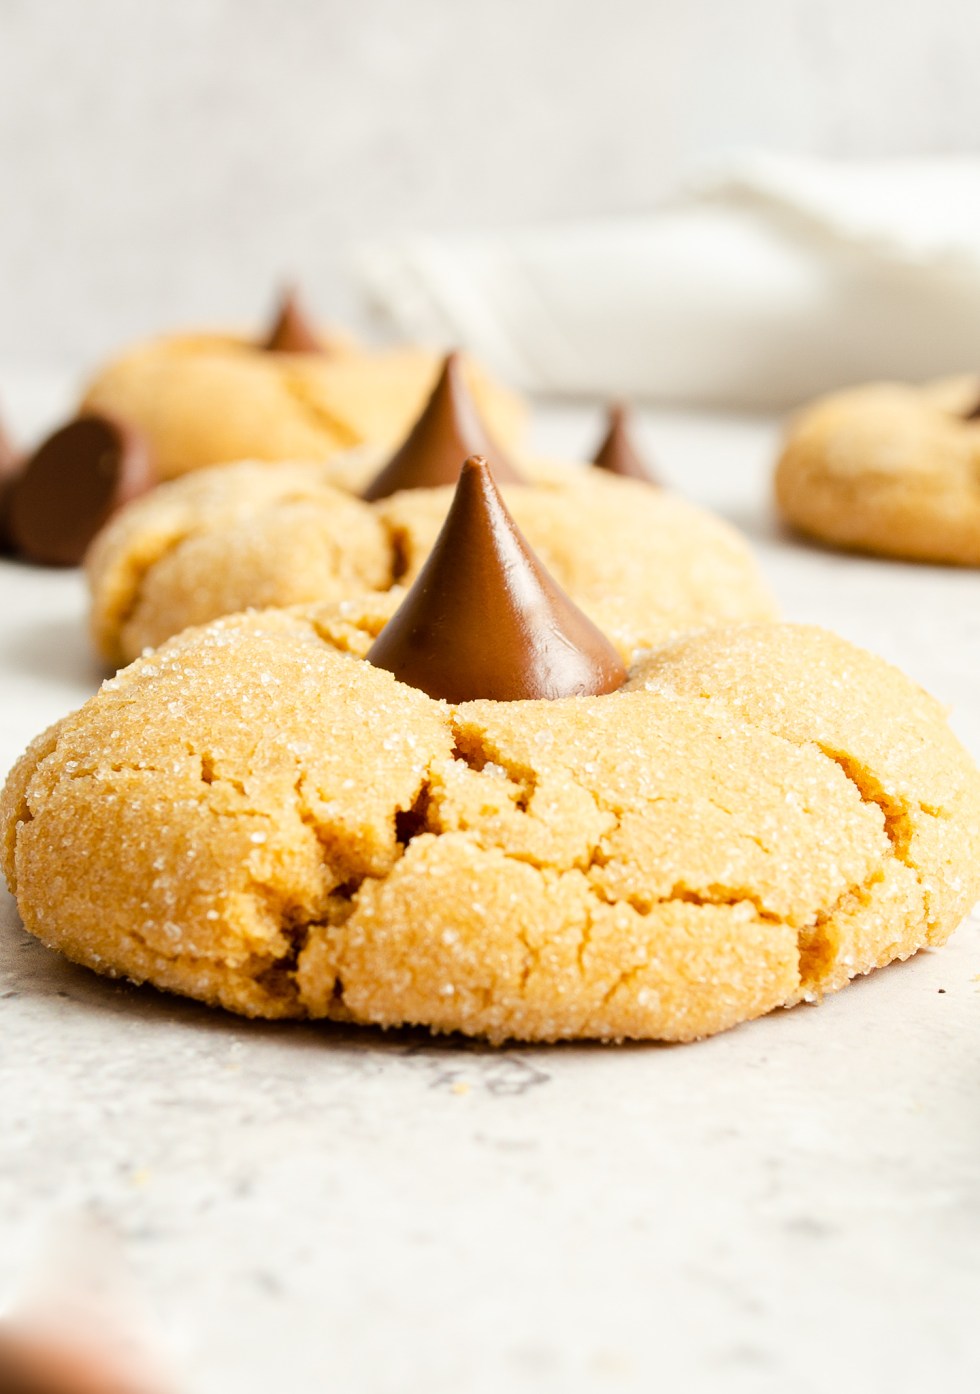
[367,456,627,702]
[0,1325,156,1394]
[0,413,22,551]
[591,403,659,485]
[6,415,155,567]
[362,352,522,501]
[262,288,324,354]
[0,412,18,480]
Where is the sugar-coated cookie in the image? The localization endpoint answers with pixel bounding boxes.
[87,461,776,668]
[5,598,977,1042]
[80,333,524,481]
[87,353,775,667]
[775,375,980,564]
[11,461,975,1043]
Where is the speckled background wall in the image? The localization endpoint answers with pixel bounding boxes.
[2,0,980,365]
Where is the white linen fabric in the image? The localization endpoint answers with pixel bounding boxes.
[356,154,980,410]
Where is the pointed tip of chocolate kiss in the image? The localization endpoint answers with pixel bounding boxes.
[262,286,324,354]
[361,351,523,501]
[367,456,627,703]
[592,403,659,485]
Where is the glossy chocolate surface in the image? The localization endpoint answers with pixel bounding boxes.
[367,456,627,703]
[6,415,155,567]
[362,352,521,501]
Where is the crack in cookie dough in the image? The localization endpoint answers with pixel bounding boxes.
[403,707,897,1030]
[629,625,979,998]
[6,608,977,1042]
[280,372,362,451]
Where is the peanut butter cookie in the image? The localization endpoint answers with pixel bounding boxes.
[5,463,977,1043]
[87,354,775,667]
[87,462,776,669]
[775,375,980,564]
[80,296,524,481]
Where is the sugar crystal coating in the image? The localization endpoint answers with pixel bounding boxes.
[3,610,978,1043]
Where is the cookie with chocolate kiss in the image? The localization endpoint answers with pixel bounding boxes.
[86,353,776,668]
[4,456,979,1043]
[776,374,980,564]
[80,298,525,481]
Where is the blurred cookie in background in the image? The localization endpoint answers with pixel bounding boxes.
[775,375,980,565]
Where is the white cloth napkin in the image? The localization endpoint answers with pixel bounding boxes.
[355,154,980,410]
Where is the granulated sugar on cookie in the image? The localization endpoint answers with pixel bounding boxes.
[5,461,979,1043]
[86,354,775,667]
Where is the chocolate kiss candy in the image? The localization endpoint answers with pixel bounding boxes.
[362,351,522,501]
[367,456,628,702]
[0,414,22,553]
[6,415,156,567]
[0,1325,163,1394]
[0,412,18,479]
[591,403,660,485]
[262,287,324,353]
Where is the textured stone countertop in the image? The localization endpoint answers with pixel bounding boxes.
[1,376,978,1394]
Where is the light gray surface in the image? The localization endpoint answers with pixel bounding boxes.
[4,0,980,364]
[0,385,978,1392]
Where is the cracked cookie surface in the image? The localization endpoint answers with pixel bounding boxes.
[80,334,525,481]
[87,459,776,668]
[775,375,980,564]
[3,610,978,1043]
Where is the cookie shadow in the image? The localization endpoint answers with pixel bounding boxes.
[2,891,944,1068]
[0,904,672,1071]
[720,505,968,578]
[711,502,787,549]
[713,503,859,561]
